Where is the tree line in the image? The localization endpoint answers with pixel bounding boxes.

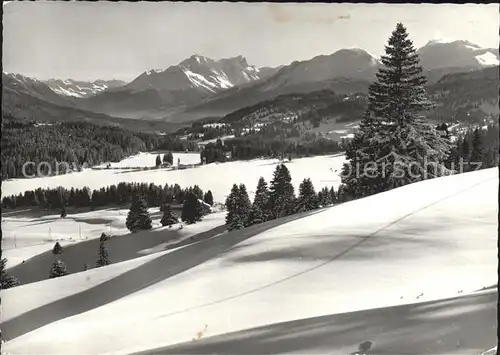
[224,163,339,231]
[2,181,214,212]
[200,136,343,164]
[447,124,499,171]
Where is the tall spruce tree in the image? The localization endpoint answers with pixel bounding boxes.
[340,23,450,199]
[126,195,152,232]
[268,164,296,219]
[247,177,270,226]
[181,192,203,224]
[95,238,110,268]
[49,259,69,278]
[160,204,178,226]
[155,154,162,167]
[296,178,319,213]
[0,257,19,289]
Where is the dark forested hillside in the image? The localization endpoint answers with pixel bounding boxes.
[1,114,196,180]
[427,66,499,123]
[221,90,367,126]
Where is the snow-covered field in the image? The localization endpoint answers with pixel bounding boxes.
[2,153,346,203]
[2,212,227,321]
[4,168,497,355]
[2,209,130,268]
[2,208,226,268]
[95,151,201,168]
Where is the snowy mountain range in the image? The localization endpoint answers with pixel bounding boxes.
[418,39,499,70]
[124,55,276,94]
[44,78,126,98]
[3,39,498,124]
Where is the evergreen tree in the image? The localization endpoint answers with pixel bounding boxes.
[460,138,471,163]
[52,242,63,256]
[469,128,484,170]
[100,232,110,242]
[181,192,203,224]
[340,23,451,199]
[125,194,152,233]
[237,184,252,227]
[49,259,69,278]
[155,154,162,167]
[0,258,19,289]
[268,164,296,219]
[192,185,204,200]
[60,204,67,218]
[203,190,214,206]
[329,186,337,204]
[83,263,89,271]
[167,152,174,165]
[225,184,240,230]
[95,239,110,268]
[162,154,169,164]
[160,204,178,227]
[224,184,251,231]
[295,178,319,213]
[247,177,270,226]
[483,148,497,169]
[317,188,326,207]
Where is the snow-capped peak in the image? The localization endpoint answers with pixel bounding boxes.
[418,39,499,70]
[145,69,163,76]
[43,78,126,98]
[427,37,456,45]
[475,52,500,66]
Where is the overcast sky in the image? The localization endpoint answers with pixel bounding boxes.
[3,2,498,82]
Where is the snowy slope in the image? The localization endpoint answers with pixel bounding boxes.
[2,154,346,203]
[1,250,172,323]
[2,212,226,322]
[4,168,497,355]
